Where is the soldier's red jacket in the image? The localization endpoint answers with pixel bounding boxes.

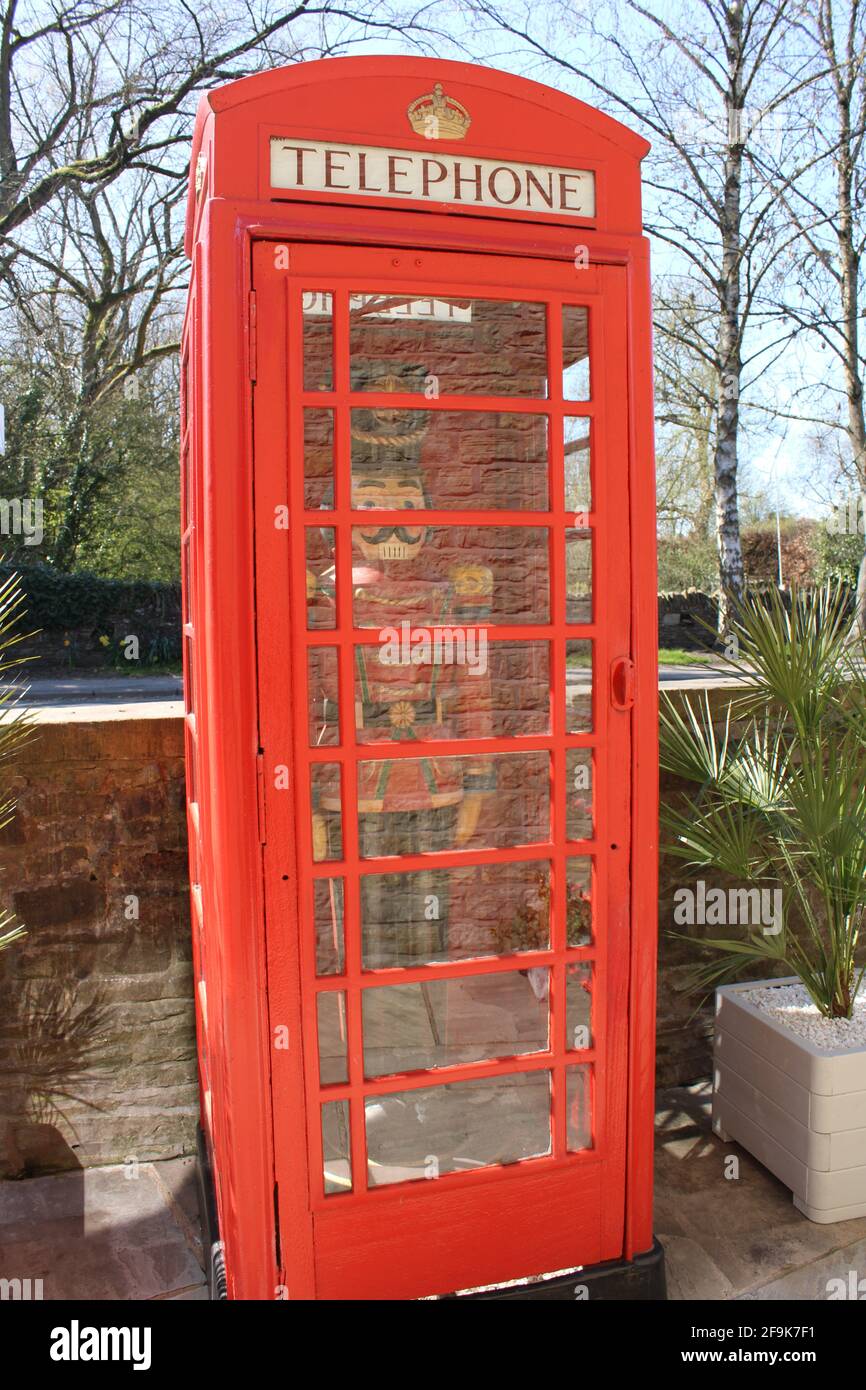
[308,561,495,813]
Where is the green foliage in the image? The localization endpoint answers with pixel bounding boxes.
[814,501,865,586]
[0,356,180,581]
[0,564,180,631]
[660,582,866,1019]
[0,568,36,951]
[657,534,719,592]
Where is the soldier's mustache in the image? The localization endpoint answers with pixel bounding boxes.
[360,525,424,545]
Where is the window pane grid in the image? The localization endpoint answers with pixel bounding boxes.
[293,281,603,1200]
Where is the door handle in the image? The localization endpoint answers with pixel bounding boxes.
[610,655,635,711]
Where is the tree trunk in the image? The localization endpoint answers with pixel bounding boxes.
[714,13,747,639]
[836,135,866,635]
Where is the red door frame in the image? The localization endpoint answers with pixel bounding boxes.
[251,233,642,1300]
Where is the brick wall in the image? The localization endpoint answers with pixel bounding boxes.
[0,689,748,1177]
[0,705,196,1177]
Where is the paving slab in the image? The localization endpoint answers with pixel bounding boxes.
[656,1081,866,1301]
[0,1161,205,1300]
[740,1238,866,1300]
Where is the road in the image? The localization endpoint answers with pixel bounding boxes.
[0,664,740,707]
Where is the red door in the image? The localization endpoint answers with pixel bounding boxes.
[253,240,632,1300]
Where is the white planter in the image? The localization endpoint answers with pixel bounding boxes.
[713,978,866,1223]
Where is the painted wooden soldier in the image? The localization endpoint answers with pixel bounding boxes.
[308,366,494,970]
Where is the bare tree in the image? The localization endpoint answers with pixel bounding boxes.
[751,0,866,628]
[467,0,817,632]
[654,281,718,539]
[0,165,185,566]
[0,0,456,573]
[0,0,450,242]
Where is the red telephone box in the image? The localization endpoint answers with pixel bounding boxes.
[182,56,662,1301]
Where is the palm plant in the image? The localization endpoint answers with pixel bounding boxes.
[0,567,35,951]
[660,582,866,1020]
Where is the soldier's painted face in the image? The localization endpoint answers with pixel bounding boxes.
[352,471,428,563]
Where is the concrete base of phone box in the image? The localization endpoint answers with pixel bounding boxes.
[196,1126,665,1300]
[713,978,866,1223]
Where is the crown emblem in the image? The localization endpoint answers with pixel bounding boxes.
[407,83,471,140]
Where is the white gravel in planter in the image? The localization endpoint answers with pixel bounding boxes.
[740,981,866,1052]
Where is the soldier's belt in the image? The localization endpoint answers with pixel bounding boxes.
[355,697,442,731]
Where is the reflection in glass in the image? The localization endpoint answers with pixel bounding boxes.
[322,1099,352,1194]
[564,417,591,513]
[306,528,335,630]
[566,1064,593,1151]
[350,409,548,510]
[565,858,593,947]
[566,750,593,841]
[365,1071,551,1186]
[353,639,550,746]
[311,763,342,861]
[350,526,549,627]
[317,991,348,1084]
[362,969,549,1077]
[566,529,592,623]
[356,751,549,856]
[566,640,593,732]
[304,409,333,510]
[314,877,345,975]
[562,306,590,400]
[566,962,593,1050]
[360,860,551,969]
[308,647,339,746]
[348,294,548,398]
[302,290,334,391]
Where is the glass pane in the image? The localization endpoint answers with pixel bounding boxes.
[566,962,593,1050]
[566,529,592,623]
[306,527,335,629]
[353,639,550,744]
[566,1064,593,1151]
[566,857,593,947]
[562,306,590,401]
[564,417,591,514]
[308,647,340,746]
[566,640,593,732]
[366,1071,551,1186]
[357,750,549,852]
[322,1099,352,1194]
[311,763,342,861]
[566,750,593,841]
[351,525,549,626]
[349,295,547,398]
[360,859,551,968]
[350,408,548,510]
[314,877,345,975]
[317,991,348,1084]
[362,969,549,1077]
[304,409,333,510]
[302,291,333,391]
